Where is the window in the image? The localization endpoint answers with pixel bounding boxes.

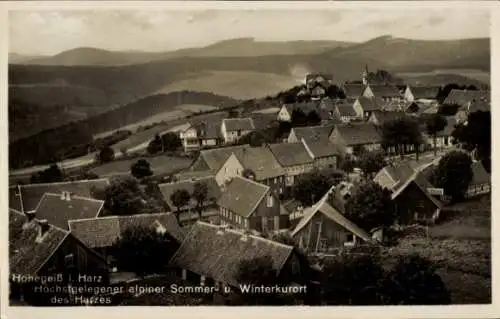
[267,195,274,207]
[279,187,283,194]
[65,254,75,267]
[244,219,249,228]
[274,177,277,183]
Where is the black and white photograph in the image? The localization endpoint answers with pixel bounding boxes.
[4,1,494,312]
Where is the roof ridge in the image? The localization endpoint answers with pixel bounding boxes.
[21,178,110,188]
[234,175,270,191]
[224,227,294,250]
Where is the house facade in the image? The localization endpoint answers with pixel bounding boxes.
[328,123,382,156]
[362,84,402,103]
[403,85,440,104]
[465,161,491,198]
[179,122,220,152]
[423,116,456,150]
[352,97,382,120]
[220,118,255,144]
[301,138,339,170]
[268,142,315,190]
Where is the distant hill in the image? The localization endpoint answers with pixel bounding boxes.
[18,38,353,67]
[9,53,46,64]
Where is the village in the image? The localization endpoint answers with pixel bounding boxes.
[9,66,491,306]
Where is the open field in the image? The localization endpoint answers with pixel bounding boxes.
[382,195,491,304]
[91,155,193,177]
[397,68,490,86]
[156,70,300,100]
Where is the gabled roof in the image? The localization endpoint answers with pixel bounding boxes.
[408,86,440,100]
[370,110,406,125]
[198,145,248,172]
[301,137,341,159]
[68,212,185,248]
[356,96,384,112]
[470,161,490,186]
[368,85,401,98]
[342,84,366,99]
[34,193,104,230]
[222,118,255,131]
[9,179,110,213]
[443,89,490,106]
[268,142,314,167]
[217,176,270,218]
[9,209,70,276]
[291,186,372,242]
[336,103,357,117]
[158,176,221,211]
[333,123,382,146]
[193,122,220,139]
[233,146,286,180]
[290,124,335,141]
[169,222,294,287]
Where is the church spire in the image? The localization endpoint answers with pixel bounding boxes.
[362,64,369,85]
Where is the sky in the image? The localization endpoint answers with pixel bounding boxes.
[9,8,490,56]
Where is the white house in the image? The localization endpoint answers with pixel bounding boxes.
[220,118,255,144]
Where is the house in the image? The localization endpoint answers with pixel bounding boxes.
[331,100,359,123]
[268,142,315,189]
[362,84,402,102]
[179,122,221,152]
[217,176,288,233]
[373,163,443,224]
[465,161,491,198]
[368,110,406,126]
[189,144,248,173]
[291,186,373,254]
[216,146,286,196]
[423,116,457,149]
[405,102,439,117]
[9,179,110,215]
[68,212,185,267]
[341,83,366,100]
[306,73,333,90]
[158,176,222,223]
[220,118,255,144]
[9,209,108,305]
[168,221,309,291]
[442,89,490,108]
[30,192,105,230]
[455,98,491,124]
[310,82,327,100]
[287,124,335,143]
[403,85,441,103]
[282,199,305,228]
[301,138,340,170]
[352,96,384,119]
[277,101,321,123]
[328,123,382,155]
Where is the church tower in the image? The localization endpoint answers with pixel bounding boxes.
[362,64,369,85]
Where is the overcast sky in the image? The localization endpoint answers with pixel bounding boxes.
[9,8,490,55]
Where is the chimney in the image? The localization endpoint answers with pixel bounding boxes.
[38,219,50,237]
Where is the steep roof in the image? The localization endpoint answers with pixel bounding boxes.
[268,142,314,167]
[408,86,440,100]
[10,179,110,213]
[222,118,255,131]
[291,187,372,242]
[368,85,401,98]
[334,123,382,146]
[470,161,490,186]
[217,176,270,218]
[356,96,383,112]
[9,209,70,276]
[169,222,294,287]
[199,145,248,172]
[336,103,357,117]
[301,137,341,159]
[290,124,335,141]
[342,84,365,99]
[193,122,220,139]
[158,176,221,211]
[68,212,185,248]
[34,193,104,230]
[443,89,490,107]
[371,110,406,125]
[233,146,286,180]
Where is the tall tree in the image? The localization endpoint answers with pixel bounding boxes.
[431,150,473,202]
[425,114,448,156]
[192,181,208,219]
[290,108,308,127]
[161,132,182,152]
[30,163,64,184]
[381,117,423,160]
[292,169,346,206]
[96,146,115,164]
[104,177,159,216]
[170,189,190,222]
[357,150,387,179]
[113,224,180,277]
[306,110,322,126]
[383,254,451,305]
[147,134,163,154]
[344,181,395,231]
[130,159,153,179]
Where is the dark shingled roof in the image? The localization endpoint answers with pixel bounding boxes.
[10,209,69,276]
[370,110,407,125]
[217,176,270,218]
[68,212,185,248]
[302,137,341,159]
[368,85,401,98]
[199,145,248,172]
[334,123,382,146]
[174,170,213,181]
[443,89,490,107]
[222,118,255,131]
[233,146,286,180]
[34,193,104,230]
[268,142,313,167]
[290,124,335,141]
[356,96,384,112]
[158,176,221,211]
[336,103,357,117]
[169,222,294,287]
[10,179,110,213]
[342,84,365,99]
[408,86,440,100]
[193,122,220,139]
[470,161,490,186]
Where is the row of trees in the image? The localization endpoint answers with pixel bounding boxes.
[169,182,209,223]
